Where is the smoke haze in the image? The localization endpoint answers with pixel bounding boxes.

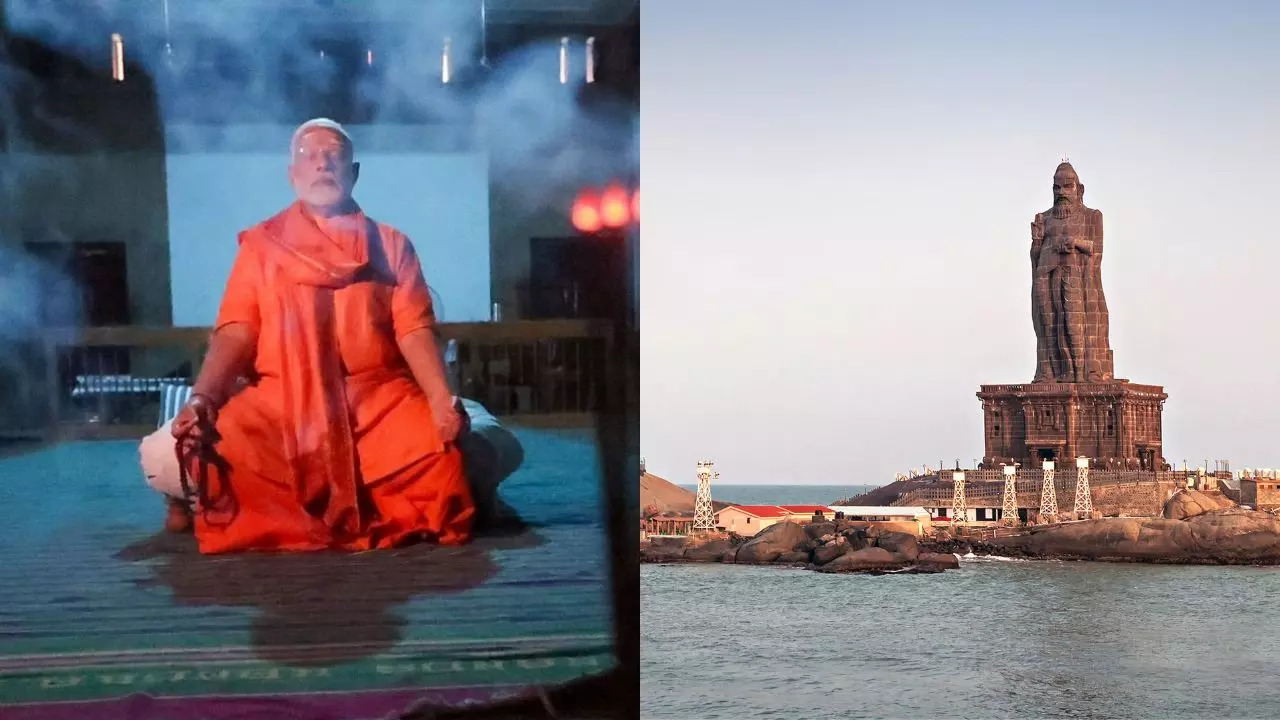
[0,0,636,428]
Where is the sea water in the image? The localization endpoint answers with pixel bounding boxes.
[677,484,875,506]
[643,540,1280,719]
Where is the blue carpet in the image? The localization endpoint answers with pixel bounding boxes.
[0,427,615,715]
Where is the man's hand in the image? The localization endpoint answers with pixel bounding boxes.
[455,396,472,436]
[177,322,254,446]
[397,328,467,444]
[172,394,220,446]
[431,396,469,444]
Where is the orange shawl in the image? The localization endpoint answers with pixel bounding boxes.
[255,201,372,539]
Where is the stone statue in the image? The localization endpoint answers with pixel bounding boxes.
[1030,162,1114,383]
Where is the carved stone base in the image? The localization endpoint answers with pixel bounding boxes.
[976,380,1167,471]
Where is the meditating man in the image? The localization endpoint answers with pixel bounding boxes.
[139,118,484,554]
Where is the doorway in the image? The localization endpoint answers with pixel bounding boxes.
[22,241,131,326]
[1138,448,1156,471]
[528,236,626,320]
[22,241,133,394]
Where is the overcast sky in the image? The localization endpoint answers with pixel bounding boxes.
[640,2,1280,485]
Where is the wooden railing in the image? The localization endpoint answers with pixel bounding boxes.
[16,320,614,441]
[444,319,615,425]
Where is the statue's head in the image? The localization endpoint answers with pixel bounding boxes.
[1052,162,1083,206]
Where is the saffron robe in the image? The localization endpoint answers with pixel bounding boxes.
[187,202,474,554]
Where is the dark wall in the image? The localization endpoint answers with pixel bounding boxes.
[1,2,640,326]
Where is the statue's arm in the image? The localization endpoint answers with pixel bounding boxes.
[1073,210,1101,255]
[1031,214,1044,263]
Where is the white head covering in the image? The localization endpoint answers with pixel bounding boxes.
[290,118,354,157]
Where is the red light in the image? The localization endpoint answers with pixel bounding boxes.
[571,184,639,234]
[572,190,603,233]
[599,183,631,229]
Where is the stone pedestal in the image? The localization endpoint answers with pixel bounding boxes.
[977,380,1167,470]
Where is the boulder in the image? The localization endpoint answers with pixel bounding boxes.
[683,538,733,562]
[812,542,850,566]
[720,548,739,563]
[776,551,810,564]
[875,531,919,561]
[849,535,871,551]
[839,528,870,550]
[640,543,686,563]
[990,509,1280,563]
[1163,489,1235,521]
[816,547,903,573]
[916,552,961,570]
[734,522,809,564]
[804,522,837,540]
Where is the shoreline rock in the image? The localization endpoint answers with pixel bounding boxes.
[640,520,962,575]
[640,491,1280,573]
[987,508,1280,565]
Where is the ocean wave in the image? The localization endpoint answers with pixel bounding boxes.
[958,553,1030,562]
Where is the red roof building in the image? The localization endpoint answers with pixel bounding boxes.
[713,504,834,536]
[777,505,834,515]
[724,505,791,518]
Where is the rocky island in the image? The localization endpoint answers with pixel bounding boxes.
[984,490,1280,563]
[640,489,1280,574]
[641,517,962,575]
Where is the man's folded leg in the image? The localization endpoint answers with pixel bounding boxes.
[357,446,475,550]
[138,401,527,545]
[138,420,195,533]
[457,399,525,528]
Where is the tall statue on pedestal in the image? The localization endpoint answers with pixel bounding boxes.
[1030,162,1114,383]
[980,160,1165,470]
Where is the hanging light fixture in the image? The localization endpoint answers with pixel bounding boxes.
[441,36,452,84]
[559,37,570,84]
[161,0,173,59]
[585,37,596,84]
[479,0,491,68]
[110,33,125,82]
